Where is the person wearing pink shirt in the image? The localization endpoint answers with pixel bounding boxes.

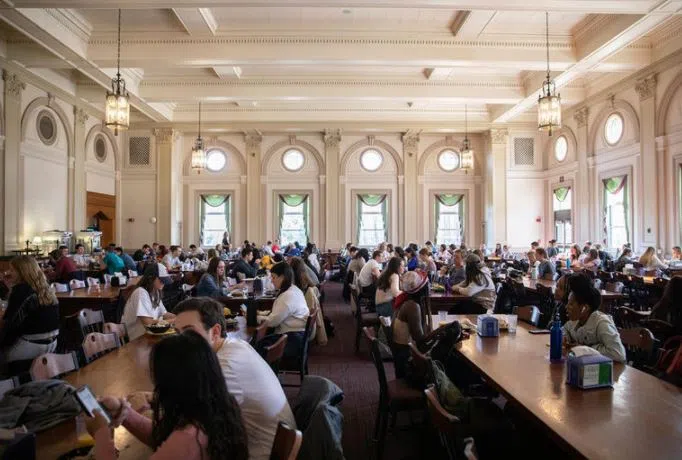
[86,331,248,460]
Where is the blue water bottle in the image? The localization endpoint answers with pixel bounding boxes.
[550,312,563,362]
[566,257,571,269]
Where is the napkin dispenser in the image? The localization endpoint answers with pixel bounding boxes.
[111,275,127,287]
[477,315,499,337]
[566,353,613,389]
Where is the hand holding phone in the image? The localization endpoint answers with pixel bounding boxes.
[75,385,111,425]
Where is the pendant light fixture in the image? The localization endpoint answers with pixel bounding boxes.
[105,9,130,136]
[191,101,207,174]
[460,104,474,173]
[538,11,561,136]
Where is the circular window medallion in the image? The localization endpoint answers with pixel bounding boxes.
[94,135,107,163]
[206,149,227,172]
[36,110,57,146]
[554,135,568,162]
[438,149,460,172]
[604,113,624,146]
[360,149,383,172]
[282,149,305,172]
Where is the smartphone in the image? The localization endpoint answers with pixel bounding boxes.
[74,385,111,424]
[528,329,551,335]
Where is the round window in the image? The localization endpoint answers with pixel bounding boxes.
[282,149,305,172]
[360,149,383,172]
[604,113,624,146]
[554,135,568,162]
[205,150,227,172]
[438,149,460,172]
[36,110,57,146]
[94,136,107,163]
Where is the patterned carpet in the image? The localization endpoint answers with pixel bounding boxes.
[286,281,441,460]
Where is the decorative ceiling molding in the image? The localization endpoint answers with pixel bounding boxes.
[44,8,93,42]
[140,79,521,88]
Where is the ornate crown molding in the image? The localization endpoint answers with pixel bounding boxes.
[74,107,89,126]
[490,129,508,144]
[324,129,341,149]
[573,107,589,128]
[3,71,26,98]
[635,74,657,101]
[142,79,520,89]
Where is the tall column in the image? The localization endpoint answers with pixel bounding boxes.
[573,107,590,244]
[245,133,262,242]
[154,128,175,244]
[324,129,341,250]
[402,131,419,244]
[489,129,508,246]
[3,71,25,251]
[398,175,405,244]
[318,175,326,249]
[72,107,88,233]
[636,74,658,249]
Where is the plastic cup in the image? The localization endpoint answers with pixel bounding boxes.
[507,314,518,334]
[438,311,448,323]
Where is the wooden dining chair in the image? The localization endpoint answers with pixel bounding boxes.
[269,421,303,460]
[280,315,316,387]
[618,327,658,369]
[640,319,676,343]
[29,352,79,381]
[613,306,648,330]
[77,308,105,335]
[82,332,121,363]
[424,385,478,460]
[103,322,129,345]
[513,305,541,327]
[352,289,380,353]
[363,327,423,460]
[114,285,137,323]
[535,284,555,328]
[264,334,288,375]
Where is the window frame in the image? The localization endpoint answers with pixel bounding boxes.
[437,149,461,172]
[552,186,573,251]
[435,198,463,246]
[281,148,305,172]
[278,197,309,246]
[359,148,384,172]
[205,149,227,172]
[554,135,568,162]
[604,112,625,146]
[199,195,231,248]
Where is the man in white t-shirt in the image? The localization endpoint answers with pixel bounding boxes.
[174,298,296,460]
[358,250,383,288]
[162,245,181,269]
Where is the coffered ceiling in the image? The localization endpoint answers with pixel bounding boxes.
[1,0,682,132]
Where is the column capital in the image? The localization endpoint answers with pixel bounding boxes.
[3,70,25,98]
[401,131,420,155]
[635,73,656,101]
[153,128,176,144]
[244,132,262,157]
[573,107,589,128]
[74,107,89,126]
[489,128,508,144]
[324,128,341,149]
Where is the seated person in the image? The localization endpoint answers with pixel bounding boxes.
[347,248,368,278]
[188,244,204,258]
[650,277,682,334]
[405,247,419,271]
[285,242,302,257]
[0,256,59,365]
[357,250,383,298]
[233,247,258,280]
[453,254,496,312]
[440,249,465,286]
[614,248,633,272]
[418,248,437,275]
[582,249,602,271]
[392,271,428,378]
[639,246,668,271]
[114,247,137,272]
[162,245,182,270]
[526,250,539,276]
[535,248,556,280]
[305,243,321,273]
[102,246,125,275]
[547,240,559,259]
[72,243,90,267]
[54,245,78,282]
[501,244,512,259]
[271,239,281,254]
[87,331,249,460]
[174,298,296,460]
[195,258,227,297]
[437,244,451,262]
[374,257,405,317]
[259,262,309,359]
[290,257,319,289]
[671,246,682,262]
[563,274,626,363]
[569,244,583,268]
[121,264,175,340]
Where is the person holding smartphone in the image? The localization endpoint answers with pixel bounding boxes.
[85,331,248,460]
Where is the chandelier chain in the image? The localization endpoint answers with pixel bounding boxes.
[545,12,550,82]
[117,9,121,80]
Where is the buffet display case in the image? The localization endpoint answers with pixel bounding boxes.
[75,230,103,254]
[41,230,73,254]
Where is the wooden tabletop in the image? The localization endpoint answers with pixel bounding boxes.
[36,317,252,459]
[56,277,141,300]
[431,314,682,460]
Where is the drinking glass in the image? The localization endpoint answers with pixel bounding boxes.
[507,314,518,334]
[438,311,448,323]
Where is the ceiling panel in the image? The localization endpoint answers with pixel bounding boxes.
[78,8,185,33]
[480,11,588,37]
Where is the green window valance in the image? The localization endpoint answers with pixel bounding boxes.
[279,194,309,207]
[553,186,571,202]
[358,194,387,207]
[603,176,627,194]
[435,194,464,207]
[201,194,230,207]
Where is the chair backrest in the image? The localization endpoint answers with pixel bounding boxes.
[424,385,460,433]
[51,282,69,293]
[77,308,105,334]
[128,270,138,278]
[640,319,676,343]
[254,321,269,344]
[269,421,303,460]
[264,334,288,372]
[103,322,129,344]
[30,352,79,380]
[82,332,121,362]
[103,274,113,285]
[86,277,100,287]
[0,376,19,400]
[69,279,86,290]
[363,327,388,397]
[613,306,647,329]
[514,305,541,326]
[619,327,657,367]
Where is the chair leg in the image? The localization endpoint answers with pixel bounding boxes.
[355,323,361,353]
[377,407,389,460]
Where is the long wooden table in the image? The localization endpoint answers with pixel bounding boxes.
[36,317,252,459]
[56,277,141,317]
[431,314,682,460]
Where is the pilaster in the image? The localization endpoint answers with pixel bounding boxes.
[324,128,341,250]
[245,132,262,242]
[72,107,88,233]
[489,129,508,246]
[154,128,175,244]
[635,74,659,248]
[402,131,419,244]
[573,107,590,243]
[3,70,26,252]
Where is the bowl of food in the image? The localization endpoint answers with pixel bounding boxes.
[230,290,246,298]
[146,320,171,334]
[225,317,238,328]
[223,307,238,319]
